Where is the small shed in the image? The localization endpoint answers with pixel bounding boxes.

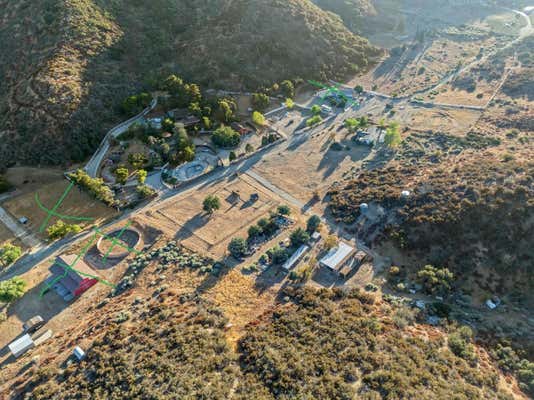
[353,251,368,267]
[73,346,86,361]
[8,334,35,358]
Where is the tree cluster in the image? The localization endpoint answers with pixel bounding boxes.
[0,277,26,303]
[212,125,240,148]
[0,243,22,268]
[69,169,116,206]
[46,220,82,240]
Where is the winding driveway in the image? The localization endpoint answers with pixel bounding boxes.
[84,98,157,178]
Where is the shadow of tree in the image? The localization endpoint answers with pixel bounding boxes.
[174,213,210,242]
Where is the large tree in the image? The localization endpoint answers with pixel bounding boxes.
[0,244,22,267]
[0,277,26,303]
[203,195,221,216]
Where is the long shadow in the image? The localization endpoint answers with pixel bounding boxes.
[287,134,309,151]
[194,256,236,295]
[362,148,395,171]
[254,265,286,295]
[311,266,340,288]
[317,142,372,180]
[7,283,72,323]
[173,213,209,242]
[373,52,403,79]
[240,198,257,210]
[301,196,320,214]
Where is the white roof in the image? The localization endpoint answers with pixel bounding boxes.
[74,346,86,360]
[9,334,34,358]
[282,245,309,271]
[320,242,355,270]
[486,300,497,310]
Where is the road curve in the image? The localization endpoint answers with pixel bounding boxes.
[84,98,157,178]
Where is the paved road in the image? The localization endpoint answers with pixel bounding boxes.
[84,99,157,177]
[1,137,289,281]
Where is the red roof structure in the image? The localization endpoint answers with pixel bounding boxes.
[47,255,99,300]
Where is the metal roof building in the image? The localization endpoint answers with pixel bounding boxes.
[46,255,98,301]
[8,334,34,358]
[320,242,356,272]
[282,245,309,271]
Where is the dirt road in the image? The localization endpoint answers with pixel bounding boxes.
[0,206,41,248]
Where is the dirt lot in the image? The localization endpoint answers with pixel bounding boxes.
[3,179,119,239]
[0,221,155,355]
[408,106,483,133]
[136,175,300,259]
[251,120,374,206]
[357,35,497,96]
[3,167,70,196]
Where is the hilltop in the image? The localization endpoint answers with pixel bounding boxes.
[0,0,378,170]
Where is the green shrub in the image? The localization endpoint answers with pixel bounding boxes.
[252,93,270,111]
[212,125,240,148]
[306,115,322,127]
[69,169,116,206]
[228,238,247,259]
[0,244,23,267]
[267,246,289,265]
[252,111,266,126]
[277,205,291,216]
[384,122,402,148]
[290,228,310,247]
[306,215,321,233]
[136,184,156,198]
[448,326,477,362]
[0,175,13,194]
[203,195,221,215]
[47,220,82,240]
[0,277,26,303]
[416,265,454,295]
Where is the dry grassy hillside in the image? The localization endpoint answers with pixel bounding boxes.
[10,256,523,399]
[0,0,379,170]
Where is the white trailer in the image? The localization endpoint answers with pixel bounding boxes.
[8,334,35,358]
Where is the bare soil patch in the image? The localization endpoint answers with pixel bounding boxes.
[3,180,119,238]
[136,176,290,259]
[252,126,374,205]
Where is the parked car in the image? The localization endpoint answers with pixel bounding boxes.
[23,316,45,334]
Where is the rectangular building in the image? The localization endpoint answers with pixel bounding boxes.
[282,245,310,271]
[320,242,356,273]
